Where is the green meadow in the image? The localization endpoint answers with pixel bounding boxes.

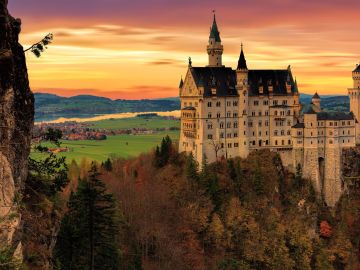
[32,116,180,163]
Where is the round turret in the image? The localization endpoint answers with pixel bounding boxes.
[312,92,321,112]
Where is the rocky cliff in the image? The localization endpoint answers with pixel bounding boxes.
[0,0,34,258]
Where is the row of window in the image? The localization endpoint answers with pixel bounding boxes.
[183,102,198,107]
[208,101,239,107]
[308,121,353,127]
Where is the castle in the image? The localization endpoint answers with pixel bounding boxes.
[179,14,360,206]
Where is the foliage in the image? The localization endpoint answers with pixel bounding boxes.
[54,163,120,269]
[320,220,332,238]
[24,33,53,57]
[0,247,23,270]
[28,128,68,196]
[154,135,173,167]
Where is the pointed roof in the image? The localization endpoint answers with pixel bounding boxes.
[312,92,320,99]
[179,77,184,88]
[354,64,360,72]
[209,14,221,42]
[237,44,247,70]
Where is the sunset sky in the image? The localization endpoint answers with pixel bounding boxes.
[9,0,360,99]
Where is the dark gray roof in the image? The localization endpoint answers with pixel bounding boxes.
[237,48,247,70]
[179,77,184,88]
[353,64,360,72]
[209,15,221,42]
[312,92,320,99]
[292,122,305,128]
[190,67,238,97]
[317,112,354,121]
[247,69,298,96]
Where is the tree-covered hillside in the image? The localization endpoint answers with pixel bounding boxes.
[34,93,180,121]
[52,139,359,270]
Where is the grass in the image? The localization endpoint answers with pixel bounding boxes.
[89,116,180,130]
[31,131,180,163]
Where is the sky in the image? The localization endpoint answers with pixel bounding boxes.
[9,0,360,99]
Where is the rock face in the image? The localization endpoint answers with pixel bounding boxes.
[0,0,34,254]
[342,147,360,190]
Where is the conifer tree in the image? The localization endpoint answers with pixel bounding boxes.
[253,159,265,196]
[54,163,120,269]
[185,152,199,181]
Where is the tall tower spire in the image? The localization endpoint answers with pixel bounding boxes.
[237,43,247,70]
[207,11,223,67]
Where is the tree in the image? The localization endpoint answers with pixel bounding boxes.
[319,220,332,238]
[24,33,53,57]
[253,160,264,196]
[102,158,113,172]
[185,152,198,181]
[154,136,173,167]
[28,128,68,195]
[54,164,120,269]
[209,139,222,161]
[294,163,303,189]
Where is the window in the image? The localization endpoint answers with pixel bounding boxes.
[227,101,231,106]
[207,102,212,107]
[288,140,291,145]
[283,100,288,105]
[208,134,213,139]
[228,143,232,148]
[220,122,224,129]
[258,111,262,116]
[254,100,259,106]
[275,140,278,145]
[216,101,221,107]
[273,100,278,105]
[227,122,231,128]
[252,111,256,116]
[282,140,285,145]
[274,130,278,136]
[234,143,239,147]
[248,122,253,127]
[265,120,269,127]
[220,133,224,138]
[265,111,269,116]
[234,122,238,128]
[263,100,269,105]
[227,111,231,117]
[217,112,221,118]
[287,130,291,135]
[287,120,291,126]
[227,133,232,138]
[233,101,238,106]
[258,120,262,127]
[234,133,238,138]
[233,112,238,117]
[208,113,212,118]
[208,124,213,129]
[281,130,285,136]
[275,111,278,116]
[243,110,246,115]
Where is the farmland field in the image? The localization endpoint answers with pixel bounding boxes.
[32,131,179,163]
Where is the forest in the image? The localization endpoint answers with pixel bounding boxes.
[14,135,360,270]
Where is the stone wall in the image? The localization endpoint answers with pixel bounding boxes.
[323,146,342,207]
[0,0,34,256]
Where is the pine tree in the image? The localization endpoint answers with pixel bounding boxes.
[185,153,199,181]
[253,160,265,196]
[55,163,120,269]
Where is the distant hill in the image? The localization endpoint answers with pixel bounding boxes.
[300,94,349,113]
[34,93,181,121]
[34,93,350,122]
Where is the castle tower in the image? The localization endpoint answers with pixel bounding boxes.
[312,92,321,112]
[236,44,249,158]
[207,13,224,67]
[348,64,360,144]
